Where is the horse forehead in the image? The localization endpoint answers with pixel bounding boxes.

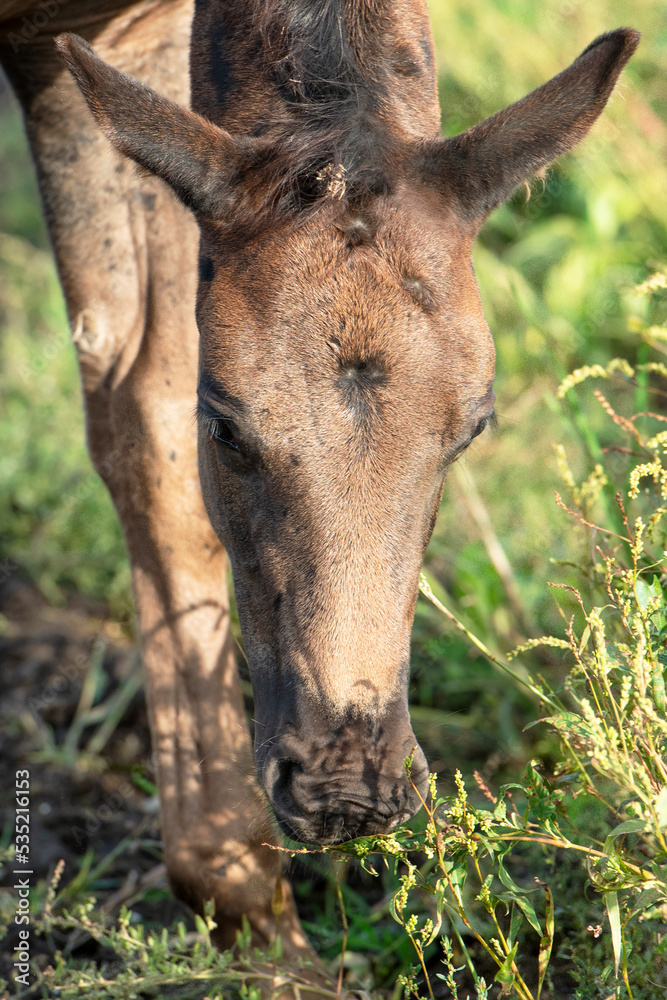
[205,223,473,349]
[203,187,470,310]
[199,202,488,405]
[202,260,442,389]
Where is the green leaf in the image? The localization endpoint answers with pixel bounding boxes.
[424,883,445,946]
[653,608,667,632]
[579,623,591,653]
[494,943,518,995]
[603,819,645,854]
[625,886,666,922]
[448,863,467,904]
[541,711,586,729]
[513,894,543,938]
[636,577,662,611]
[493,798,507,822]
[606,890,622,978]
[497,856,523,895]
[495,862,543,938]
[496,782,526,797]
[537,885,554,999]
[508,904,522,948]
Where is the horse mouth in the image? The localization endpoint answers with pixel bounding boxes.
[262,748,429,845]
[273,805,415,846]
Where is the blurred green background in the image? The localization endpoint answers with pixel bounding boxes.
[0,0,666,781]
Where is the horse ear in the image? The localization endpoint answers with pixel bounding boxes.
[419,28,639,225]
[56,33,255,218]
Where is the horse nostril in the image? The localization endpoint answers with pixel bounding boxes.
[274,757,302,797]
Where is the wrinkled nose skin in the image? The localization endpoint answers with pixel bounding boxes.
[259,712,430,845]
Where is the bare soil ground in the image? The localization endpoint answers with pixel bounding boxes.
[0,574,196,991]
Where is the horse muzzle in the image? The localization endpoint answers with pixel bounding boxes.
[260,724,429,845]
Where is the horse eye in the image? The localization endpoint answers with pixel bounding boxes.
[470,416,488,441]
[210,418,240,452]
[451,415,491,460]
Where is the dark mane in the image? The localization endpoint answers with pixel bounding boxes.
[234,0,396,229]
[256,0,388,108]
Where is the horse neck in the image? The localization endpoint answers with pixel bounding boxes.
[190,0,441,142]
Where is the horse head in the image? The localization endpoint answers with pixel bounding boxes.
[57,12,637,844]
